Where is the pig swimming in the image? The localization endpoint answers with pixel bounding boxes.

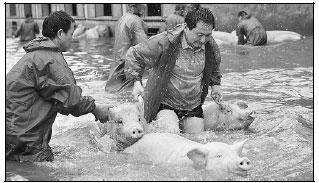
[91,103,147,151]
[124,133,252,176]
[147,101,256,133]
[211,30,303,45]
[203,101,256,131]
[73,25,110,40]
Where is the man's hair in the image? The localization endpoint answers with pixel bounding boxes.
[25,13,32,18]
[185,7,215,30]
[188,4,201,11]
[42,11,75,39]
[175,4,186,11]
[238,11,248,17]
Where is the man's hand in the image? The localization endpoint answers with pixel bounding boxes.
[132,81,144,101]
[210,85,223,104]
[91,104,113,123]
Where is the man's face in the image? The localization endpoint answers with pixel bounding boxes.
[185,21,213,49]
[59,22,75,52]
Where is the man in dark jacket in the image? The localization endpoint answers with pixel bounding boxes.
[236,11,267,46]
[13,13,40,42]
[6,11,111,162]
[122,7,223,134]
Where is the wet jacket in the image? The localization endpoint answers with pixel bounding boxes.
[165,13,185,31]
[105,13,148,92]
[6,37,96,162]
[14,18,40,42]
[237,15,267,46]
[124,24,222,122]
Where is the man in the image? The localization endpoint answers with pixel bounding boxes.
[124,7,223,134]
[6,11,111,162]
[164,4,201,32]
[165,4,186,31]
[105,4,148,92]
[236,11,267,46]
[13,13,40,42]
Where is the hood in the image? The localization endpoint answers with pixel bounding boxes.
[23,37,61,53]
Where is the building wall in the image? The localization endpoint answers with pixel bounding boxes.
[5,4,313,37]
[5,3,172,37]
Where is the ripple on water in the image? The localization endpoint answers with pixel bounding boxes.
[5,38,313,181]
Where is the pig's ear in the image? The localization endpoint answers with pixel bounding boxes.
[236,101,248,109]
[232,139,248,156]
[187,148,208,170]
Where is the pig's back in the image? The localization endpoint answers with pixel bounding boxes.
[124,133,202,164]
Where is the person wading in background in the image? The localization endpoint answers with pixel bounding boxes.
[13,13,40,42]
[105,4,148,92]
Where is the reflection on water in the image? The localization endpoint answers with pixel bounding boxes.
[5,37,313,181]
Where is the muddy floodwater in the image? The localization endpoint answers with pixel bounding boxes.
[5,36,313,181]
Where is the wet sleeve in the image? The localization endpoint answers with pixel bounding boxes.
[236,22,246,45]
[209,39,222,86]
[165,17,176,31]
[35,59,95,117]
[34,22,40,34]
[14,23,23,37]
[124,36,164,82]
[131,20,148,45]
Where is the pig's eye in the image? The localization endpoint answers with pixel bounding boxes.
[216,154,223,158]
[117,119,123,124]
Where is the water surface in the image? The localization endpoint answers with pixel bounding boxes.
[5,36,313,181]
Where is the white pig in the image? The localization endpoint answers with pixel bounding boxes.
[73,25,109,40]
[124,133,252,176]
[92,103,147,151]
[203,101,256,131]
[212,30,302,45]
[147,101,255,133]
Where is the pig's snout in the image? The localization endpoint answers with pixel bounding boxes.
[131,128,144,138]
[249,111,256,118]
[238,157,252,171]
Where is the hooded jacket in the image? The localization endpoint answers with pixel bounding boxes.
[6,37,96,162]
[15,18,40,42]
[124,24,222,122]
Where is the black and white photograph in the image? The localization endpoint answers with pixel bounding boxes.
[3,2,315,181]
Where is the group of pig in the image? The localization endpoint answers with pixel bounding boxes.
[90,100,256,177]
[72,24,110,40]
[211,30,303,45]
